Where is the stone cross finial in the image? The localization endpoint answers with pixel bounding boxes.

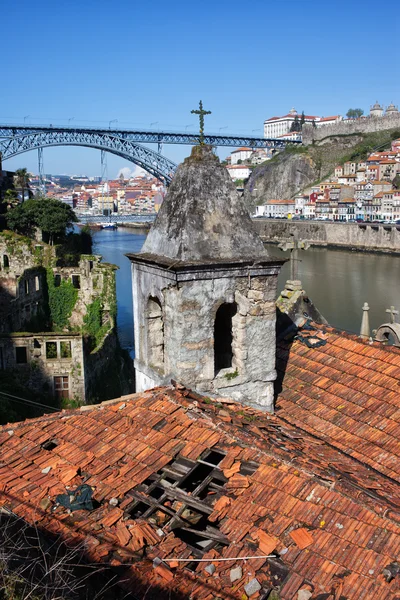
[386,306,399,324]
[360,302,370,339]
[191,100,211,145]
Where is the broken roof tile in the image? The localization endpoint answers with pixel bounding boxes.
[289,527,314,549]
[1,357,400,600]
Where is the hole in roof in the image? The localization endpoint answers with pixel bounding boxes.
[184,560,199,572]
[142,475,158,487]
[197,478,226,502]
[173,528,215,552]
[128,500,151,519]
[41,439,58,451]
[202,449,225,466]
[239,461,259,476]
[179,463,215,493]
[148,486,165,500]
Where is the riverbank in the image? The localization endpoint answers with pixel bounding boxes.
[253,219,400,254]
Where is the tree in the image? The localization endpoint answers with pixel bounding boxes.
[6,198,77,244]
[14,168,30,203]
[290,115,301,132]
[346,108,364,119]
[392,174,400,190]
[300,111,305,128]
[3,189,19,210]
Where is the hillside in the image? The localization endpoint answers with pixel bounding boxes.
[244,127,400,210]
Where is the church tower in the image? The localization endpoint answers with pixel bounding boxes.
[127,145,285,412]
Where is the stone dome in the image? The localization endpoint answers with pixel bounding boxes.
[386,102,398,113]
[371,100,383,110]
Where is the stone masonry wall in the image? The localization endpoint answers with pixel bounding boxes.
[253,220,400,253]
[0,233,49,333]
[0,332,85,401]
[303,113,400,145]
[132,261,282,412]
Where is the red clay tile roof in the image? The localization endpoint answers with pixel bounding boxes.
[1,365,400,599]
[276,323,400,484]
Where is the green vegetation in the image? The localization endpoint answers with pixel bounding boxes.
[46,269,78,330]
[83,297,109,351]
[83,267,116,352]
[346,108,364,119]
[14,168,30,203]
[2,189,19,210]
[224,368,239,380]
[290,114,302,132]
[6,197,77,244]
[55,227,93,266]
[284,144,309,155]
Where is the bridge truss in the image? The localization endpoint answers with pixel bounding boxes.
[0,124,300,183]
[0,129,178,183]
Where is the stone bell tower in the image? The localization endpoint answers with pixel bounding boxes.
[127,145,285,412]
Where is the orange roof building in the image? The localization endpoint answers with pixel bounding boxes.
[1,322,400,599]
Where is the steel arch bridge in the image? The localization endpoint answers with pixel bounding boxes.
[0,130,178,183]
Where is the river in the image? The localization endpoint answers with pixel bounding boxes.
[93,228,400,354]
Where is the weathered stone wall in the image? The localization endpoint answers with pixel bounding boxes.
[253,219,400,253]
[0,332,85,401]
[0,233,49,333]
[132,260,283,412]
[51,256,115,329]
[303,113,400,145]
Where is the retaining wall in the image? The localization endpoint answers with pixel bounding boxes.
[253,220,400,253]
[302,114,400,145]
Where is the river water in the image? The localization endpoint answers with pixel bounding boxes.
[93,228,400,354]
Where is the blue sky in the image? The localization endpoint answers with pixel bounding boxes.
[3,0,399,177]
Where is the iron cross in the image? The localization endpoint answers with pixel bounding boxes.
[191,100,211,145]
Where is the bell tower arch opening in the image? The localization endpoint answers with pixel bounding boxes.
[214,302,237,374]
[147,296,164,373]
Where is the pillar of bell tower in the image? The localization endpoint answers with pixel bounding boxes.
[127,145,285,412]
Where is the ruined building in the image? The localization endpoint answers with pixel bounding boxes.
[128,145,285,412]
[0,231,118,406]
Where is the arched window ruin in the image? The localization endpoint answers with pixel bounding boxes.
[214,302,237,374]
[3,255,9,268]
[147,297,164,373]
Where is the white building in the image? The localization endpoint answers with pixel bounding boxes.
[264,108,319,138]
[304,202,316,220]
[294,195,308,216]
[226,164,251,181]
[230,147,253,165]
[262,199,296,218]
